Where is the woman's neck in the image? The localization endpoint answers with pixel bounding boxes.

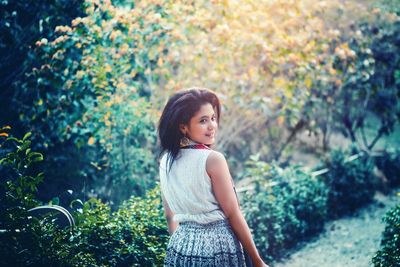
[181,139,210,150]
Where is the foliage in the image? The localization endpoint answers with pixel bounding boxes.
[372,202,400,267]
[0,127,66,266]
[320,148,378,218]
[242,161,327,262]
[4,0,400,204]
[65,186,168,266]
[375,0,400,16]
[3,0,400,265]
[0,127,43,231]
[375,149,400,187]
[144,0,400,176]
[301,6,400,152]
[15,0,183,205]
[0,0,84,130]
[165,0,335,157]
[0,128,169,266]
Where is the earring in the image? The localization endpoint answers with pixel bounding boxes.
[180,135,191,147]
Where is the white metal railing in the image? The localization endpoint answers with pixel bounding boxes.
[0,204,75,233]
[236,152,382,193]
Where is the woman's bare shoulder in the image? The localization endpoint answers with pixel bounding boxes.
[206,150,228,175]
[207,150,225,162]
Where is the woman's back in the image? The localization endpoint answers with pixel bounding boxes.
[159,149,226,224]
[158,88,268,266]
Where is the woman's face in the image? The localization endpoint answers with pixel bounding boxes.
[180,103,218,145]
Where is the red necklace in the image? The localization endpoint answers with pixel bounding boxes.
[181,143,210,150]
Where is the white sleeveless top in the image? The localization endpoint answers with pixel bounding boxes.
[159,149,226,224]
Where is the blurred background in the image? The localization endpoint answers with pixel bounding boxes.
[0,0,399,266]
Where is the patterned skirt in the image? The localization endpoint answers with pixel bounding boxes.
[164,219,246,267]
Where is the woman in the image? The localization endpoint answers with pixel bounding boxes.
[158,88,269,267]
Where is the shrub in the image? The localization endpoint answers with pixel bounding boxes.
[280,167,328,238]
[321,149,378,218]
[242,160,328,262]
[0,128,68,266]
[1,187,168,266]
[0,128,169,266]
[375,149,400,187]
[67,186,169,266]
[372,202,400,267]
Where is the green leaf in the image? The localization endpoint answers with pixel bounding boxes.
[22,132,32,141]
[70,199,84,209]
[50,197,60,205]
[6,137,23,144]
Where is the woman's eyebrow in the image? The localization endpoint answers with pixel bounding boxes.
[199,114,214,119]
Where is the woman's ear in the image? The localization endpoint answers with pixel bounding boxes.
[179,124,187,135]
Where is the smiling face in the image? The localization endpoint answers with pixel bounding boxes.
[180,103,218,145]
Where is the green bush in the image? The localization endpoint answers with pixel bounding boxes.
[372,202,400,267]
[66,186,169,266]
[280,167,328,238]
[0,129,43,238]
[1,188,168,266]
[0,129,169,266]
[375,149,400,187]
[242,161,328,262]
[0,128,68,266]
[321,149,378,218]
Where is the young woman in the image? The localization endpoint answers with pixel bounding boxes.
[158,88,269,267]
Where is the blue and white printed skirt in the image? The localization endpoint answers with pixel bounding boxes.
[164,219,246,267]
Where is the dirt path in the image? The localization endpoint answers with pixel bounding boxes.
[273,190,399,267]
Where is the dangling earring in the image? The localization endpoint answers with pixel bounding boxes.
[180,135,191,147]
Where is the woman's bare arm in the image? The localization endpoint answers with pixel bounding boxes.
[162,193,179,235]
[207,151,269,267]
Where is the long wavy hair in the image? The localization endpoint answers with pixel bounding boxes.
[158,88,221,171]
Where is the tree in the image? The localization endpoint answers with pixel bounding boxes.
[15,0,183,206]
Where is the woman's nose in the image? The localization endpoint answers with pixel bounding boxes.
[208,121,217,129]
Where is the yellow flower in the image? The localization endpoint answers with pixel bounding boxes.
[120,43,129,55]
[76,70,85,79]
[114,95,122,103]
[157,57,164,67]
[109,30,121,41]
[88,137,95,145]
[117,82,128,90]
[277,116,285,126]
[72,17,82,27]
[305,76,312,88]
[55,26,72,33]
[105,64,112,73]
[65,80,73,89]
[130,70,137,78]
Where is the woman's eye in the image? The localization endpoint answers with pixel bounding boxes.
[200,119,207,123]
